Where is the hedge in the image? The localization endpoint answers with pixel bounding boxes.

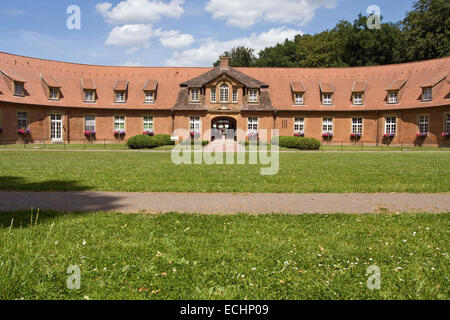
[272,136,321,150]
[127,134,175,149]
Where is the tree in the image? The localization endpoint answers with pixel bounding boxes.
[403,0,450,61]
[213,46,257,67]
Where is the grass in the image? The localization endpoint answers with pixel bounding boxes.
[0,150,449,193]
[0,210,448,300]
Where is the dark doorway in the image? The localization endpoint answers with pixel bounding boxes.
[211,117,237,141]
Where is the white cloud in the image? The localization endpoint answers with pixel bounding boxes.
[105,24,152,53]
[205,0,338,28]
[165,26,302,67]
[154,29,194,49]
[96,0,185,24]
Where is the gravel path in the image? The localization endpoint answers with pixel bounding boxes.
[0,192,449,214]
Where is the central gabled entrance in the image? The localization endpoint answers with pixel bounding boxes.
[211,117,237,141]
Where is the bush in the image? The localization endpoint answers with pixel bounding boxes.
[272,136,321,150]
[127,135,158,149]
[180,140,209,146]
[153,134,175,147]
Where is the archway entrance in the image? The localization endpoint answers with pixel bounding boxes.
[211,117,237,141]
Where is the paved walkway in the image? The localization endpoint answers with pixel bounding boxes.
[0,192,448,214]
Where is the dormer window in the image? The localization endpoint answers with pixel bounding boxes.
[49,87,60,100]
[191,88,200,102]
[294,93,304,105]
[14,82,24,96]
[422,87,432,101]
[144,91,155,103]
[249,89,258,103]
[84,90,96,102]
[115,91,126,103]
[353,93,363,105]
[388,91,398,104]
[322,93,333,105]
[220,84,229,103]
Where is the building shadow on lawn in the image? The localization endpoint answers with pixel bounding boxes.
[0,176,127,227]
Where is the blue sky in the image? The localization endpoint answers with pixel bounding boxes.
[0,0,416,67]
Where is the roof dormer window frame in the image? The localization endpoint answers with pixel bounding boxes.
[49,87,60,101]
[388,90,399,104]
[84,89,96,103]
[190,88,200,102]
[322,93,333,105]
[294,92,304,105]
[422,87,432,102]
[115,91,126,103]
[352,92,364,105]
[248,89,258,103]
[144,91,155,104]
[13,81,25,97]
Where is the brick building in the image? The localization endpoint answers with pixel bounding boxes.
[0,52,449,146]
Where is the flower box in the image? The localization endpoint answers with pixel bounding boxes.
[384,133,395,138]
[322,132,333,138]
[17,128,31,135]
[143,130,154,136]
[350,133,362,139]
[442,132,450,138]
[114,130,126,136]
[294,132,305,137]
[416,132,428,138]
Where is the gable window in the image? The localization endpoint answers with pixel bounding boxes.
[352,118,363,134]
[232,89,238,103]
[17,112,28,129]
[294,117,304,133]
[248,117,258,132]
[210,89,216,103]
[388,91,398,104]
[322,94,332,105]
[115,91,126,103]
[249,89,258,103]
[85,115,96,132]
[385,117,396,134]
[418,115,429,134]
[14,82,24,96]
[220,84,229,103]
[145,91,155,103]
[49,87,59,100]
[190,116,201,132]
[294,93,304,105]
[190,89,200,102]
[422,87,432,101]
[84,90,95,102]
[353,93,363,105]
[114,116,125,132]
[323,118,333,134]
[143,116,154,132]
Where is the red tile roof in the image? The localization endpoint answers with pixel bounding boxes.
[290,81,305,93]
[81,78,96,90]
[352,81,367,92]
[319,82,334,93]
[0,67,26,82]
[421,73,447,88]
[41,73,61,87]
[114,79,128,91]
[143,80,158,91]
[387,79,408,91]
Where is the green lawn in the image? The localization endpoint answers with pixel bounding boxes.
[0,150,449,193]
[0,211,448,300]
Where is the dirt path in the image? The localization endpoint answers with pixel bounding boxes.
[0,192,448,214]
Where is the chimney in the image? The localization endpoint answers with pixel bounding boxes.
[220,55,229,70]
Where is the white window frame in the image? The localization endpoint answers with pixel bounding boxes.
[210,89,216,103]
[143,116,154,132]
[388,91,398,104]
[385,117,397,134]
[190,89,200,102]
[84,90,95,102]
[422,87,432,101]
[247,117,258,132]
[232,89,238,103]
[189,116,201,132]
[115,91,126,103]
[17,112,28,129]
[418,115,429,134]
[14,82,24,96]
[294,117,304,133]
[49,87,59,100]
[114,115,125,132]
[85,115,96,132]
[352,118,363,134]
[322,118,333,134]
[294,93,304,105]
[145,91,155,103]
[249,89,258,103]
[322,94,332,105]
[50,114,63,141]
[220,84,229,103]
[353,93,363,105]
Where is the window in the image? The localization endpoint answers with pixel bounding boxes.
[323,118,333,134]
[388,91,398,104]
[220,84,229,103]
[49,88,59,100]
[249,90,258,103]
[14,82,24,96]
[248,117,258,132]
[210,89,216,103]
[190,89,200,102]
[322,94,332,105]
[353,93,363,105]
[51,114,62,141]
[446,114,450,132]
[294,118,304,133]
[294,93,304,105]
[114,116,125,132]
[418,115,429,134]
[84,90,95,102]
[232,89,238,103]
[385,117,396,134]
[85,115,96,132]
[17,112,27,129]
[145,91,155,103]
[115,91,126,103]
[190,117,201,132]
[143,116,154,131]
[422,87,432,101]
[352,118,363,134]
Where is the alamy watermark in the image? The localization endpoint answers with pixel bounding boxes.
[367,5,381,30]
[366,265,381,290]
[67,265,81,290]
[66,5,81,30]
